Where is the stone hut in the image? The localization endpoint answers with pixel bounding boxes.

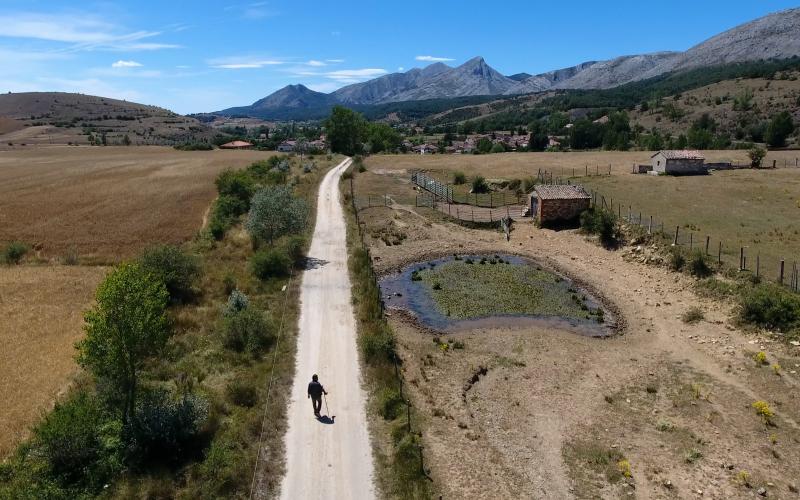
[651,150,706,175]
[530,185,591,225]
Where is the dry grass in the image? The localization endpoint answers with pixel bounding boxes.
[0,146,279,262]
[0,264,108,458]
[580,168,800,273]
[367,150,800,180]
[365,153,800,277]
[629,75,800,138]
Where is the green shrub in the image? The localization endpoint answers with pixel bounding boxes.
[215,169,256,208]
[453,171,467,185]
[669,248,686,271]
[682,307,705,324]
[223,289,249,316]
[33,392,121,488]
[285,235,307,268]
[739,283,800,331]
[245,186,309,245]
[225,380,258,408]
[174,142,213,151]
[125,391,209,465]
[687,250,713,278]
[221,308,275,356]
[378,388,404,420]
[2,241,29,264]
[197,437,244,495]
[215,194,248,221]
[471,175,489,194]
[359,326,396,364]
[251,249,291,280]
[580,208,620,246]
[138,245,201,303]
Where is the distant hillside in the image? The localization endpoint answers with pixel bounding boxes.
[0,92,213,146]
[421,58,800,131]
[212,7,800,121]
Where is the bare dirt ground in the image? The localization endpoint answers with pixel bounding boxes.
[355,166,800,499]
[0,146,276,262]
[0,265,108,458]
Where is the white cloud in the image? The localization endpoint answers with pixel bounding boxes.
[415,55,454,62]
[0,13,179,51]
[326,59,344,63]
[398,66,405,72]
[111,60,142,68]
[306,60,326,67]
[286,66,388,84]
[306,82,340,93]
[209,56,285,69]
[324,68,387,82]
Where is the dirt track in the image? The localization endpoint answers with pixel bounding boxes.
[361,200,800,499]
[278,158,376,500]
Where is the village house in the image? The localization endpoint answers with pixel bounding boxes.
[219,140,254,150]
[651,150,706,175]
[529,184,591,226]
[411,143,438,155]
[277,140,297,153]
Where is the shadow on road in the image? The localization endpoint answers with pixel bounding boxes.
[316,415,335,425]
[304,257,330,271]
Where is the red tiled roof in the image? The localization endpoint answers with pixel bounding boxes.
[533,185,591,200]
[220,140,253,148]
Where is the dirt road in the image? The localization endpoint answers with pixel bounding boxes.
[278,158,376,500]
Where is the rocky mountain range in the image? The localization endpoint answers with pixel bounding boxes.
[216,7,800,119]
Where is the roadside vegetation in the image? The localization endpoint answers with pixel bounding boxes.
[342,165,433,499]
[0,154,335,498]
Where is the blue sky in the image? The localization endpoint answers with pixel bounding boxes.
[0,1,798,114]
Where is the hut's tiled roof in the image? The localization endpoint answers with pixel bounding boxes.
[651,150,705,160]
[533,185,591,200]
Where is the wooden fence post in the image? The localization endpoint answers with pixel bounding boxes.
[780,259,785,284]
[689,233,693,250]
[705,236,710,255]
[718,242,722,265]
[739,248,744,271]
[756,254,760,278]
[674,226,679,246]
[648,216,653,234]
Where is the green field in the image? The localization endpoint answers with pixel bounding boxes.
[416,258,602,321]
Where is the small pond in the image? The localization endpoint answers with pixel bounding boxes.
[379,254,616,337]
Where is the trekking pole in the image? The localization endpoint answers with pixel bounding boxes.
[324,394,334,421]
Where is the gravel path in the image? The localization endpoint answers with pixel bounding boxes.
[278,158,376,500]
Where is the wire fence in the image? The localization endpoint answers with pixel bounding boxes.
[590,189,800,293]
[412,170,524,208]
[347,173,431,481]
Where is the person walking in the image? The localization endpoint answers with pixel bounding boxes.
[307,374,328,418]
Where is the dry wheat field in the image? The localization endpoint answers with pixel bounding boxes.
[0,146,276,262]
[0,265,108,457]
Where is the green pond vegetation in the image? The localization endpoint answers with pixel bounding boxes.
[414,256,604,322]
